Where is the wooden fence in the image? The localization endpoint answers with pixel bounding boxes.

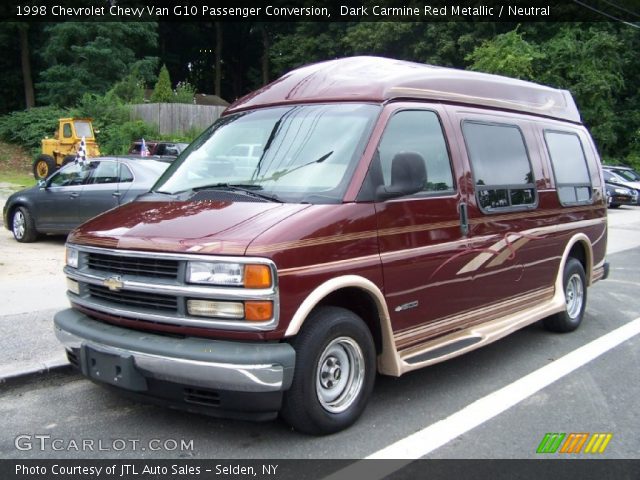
[129,103,225,135]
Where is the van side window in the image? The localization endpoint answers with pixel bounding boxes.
[463,121,536,211]
[544,131,592,205]
[377,110,454,194]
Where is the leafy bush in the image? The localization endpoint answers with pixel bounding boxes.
[174,81,196,104]
[109,71,146,104]
[151,64,173,103]
[625,152,640,172]
[0,88,196,159]
[0,106,72,154]
[74,92,158,155]
[100,120,158,155]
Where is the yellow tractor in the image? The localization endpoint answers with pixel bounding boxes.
[33,117,101,180]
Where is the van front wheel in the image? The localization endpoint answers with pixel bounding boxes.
[544,257,587,333]
[281,306,375,435]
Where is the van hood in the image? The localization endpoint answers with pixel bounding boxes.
[68,200,311,255]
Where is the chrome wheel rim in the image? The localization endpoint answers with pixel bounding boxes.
[565,273,584,319]
[12,211,25,239]
[316,336,365,414]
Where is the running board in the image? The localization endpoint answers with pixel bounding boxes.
[404,336,482,365]
[396,290,566,375]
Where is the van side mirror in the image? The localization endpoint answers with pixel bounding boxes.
[375,183,421,201]
[375,152,427,201]
[37,179,47,189]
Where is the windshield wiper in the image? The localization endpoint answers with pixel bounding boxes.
[192,183,282,203]
[264,151,333,182]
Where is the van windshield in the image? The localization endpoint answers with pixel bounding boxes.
[152,104,379,203]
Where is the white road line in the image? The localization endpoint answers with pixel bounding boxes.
[324,317,640,480]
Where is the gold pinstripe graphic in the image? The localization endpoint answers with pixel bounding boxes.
[279,254,381,277]
[71,205,604,257]
[394,286,554,351]
[250,205,604,254]
[457,217,605,275]
[388,256,560,299]
[487,237,531,268]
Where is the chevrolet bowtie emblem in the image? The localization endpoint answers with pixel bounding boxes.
[103,275,124,291]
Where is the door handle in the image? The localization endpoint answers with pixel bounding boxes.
[112,192,121,197]
[459,202,469,237]
[69,192,79,199]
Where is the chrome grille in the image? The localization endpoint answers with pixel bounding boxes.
[86,252,179,279]
[66,245,279,331]
[87,285,178,311]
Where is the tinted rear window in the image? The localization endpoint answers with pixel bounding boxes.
[463,121,536,211]
[544,131,592,205]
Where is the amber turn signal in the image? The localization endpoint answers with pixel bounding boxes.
[244,301,273,321]
[243,265,272,289]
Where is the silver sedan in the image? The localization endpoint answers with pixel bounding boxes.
[3,157,169,242]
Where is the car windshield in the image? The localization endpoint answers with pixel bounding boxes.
[74,121,94,139]
[152,104,380,203]
[614,169,640,182]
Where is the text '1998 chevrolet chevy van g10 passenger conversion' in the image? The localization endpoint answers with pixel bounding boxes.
[55,57,609,434]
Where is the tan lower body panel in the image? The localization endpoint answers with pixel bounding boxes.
[394,285,564,375]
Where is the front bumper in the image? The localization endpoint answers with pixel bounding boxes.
[609,193,638,206]
[54,308,296,419]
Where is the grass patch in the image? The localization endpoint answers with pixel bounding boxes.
[0,141,34,188]
[1,171,35,187]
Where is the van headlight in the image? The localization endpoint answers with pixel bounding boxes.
[186,262,272,288]
[65,247,79,268]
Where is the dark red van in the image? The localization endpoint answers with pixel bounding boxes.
[55,57,608,434]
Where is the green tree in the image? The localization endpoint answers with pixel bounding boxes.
[37,22,158,107]
[466,28,542,80]
[151,64,173,103]
[109,70,145,104]
[537,25,625,155]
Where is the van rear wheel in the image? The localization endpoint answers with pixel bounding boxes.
[544,257,587,333]
[281,306,375,435]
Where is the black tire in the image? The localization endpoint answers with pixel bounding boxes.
[281,306,376,435]
[33,154,56,180]
[62,155,76,166]
[609,203,621,209]
[11,206,38,243]
[544,258,587,333]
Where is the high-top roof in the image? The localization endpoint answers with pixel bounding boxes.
[226,56,581,123]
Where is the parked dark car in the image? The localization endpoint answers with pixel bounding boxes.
[605,182,638,208]
[603,166,640,205]
[3,157,169,242]
[128,141,188,157]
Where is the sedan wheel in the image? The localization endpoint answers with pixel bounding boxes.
[12,207,38,242]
